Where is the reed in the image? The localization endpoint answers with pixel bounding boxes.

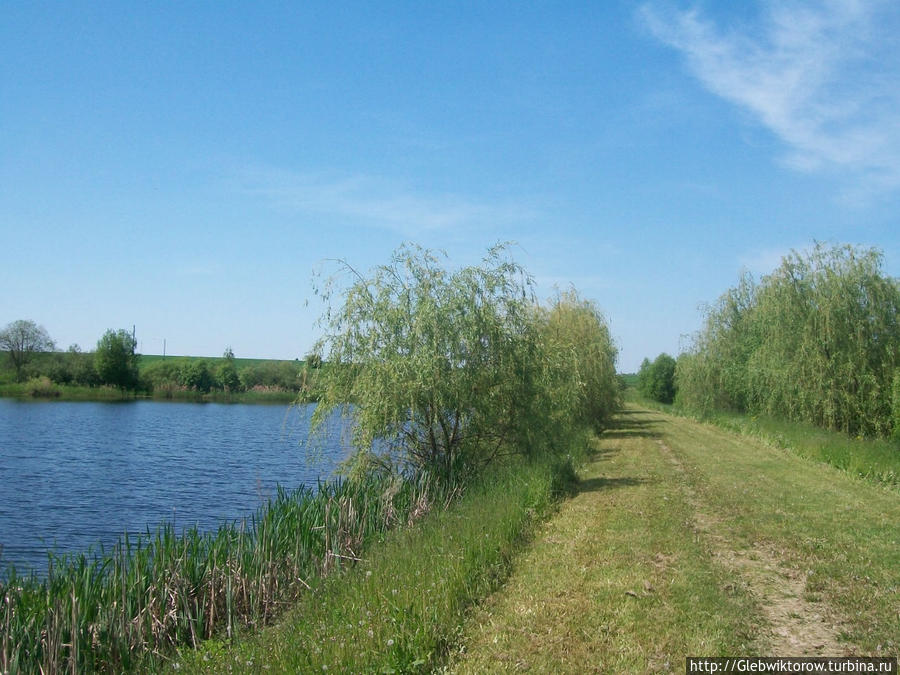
[173,452,581,673]
[0,473,442,673]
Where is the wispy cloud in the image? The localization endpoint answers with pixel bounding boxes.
[235,166,535,235]
[641,1,900,198]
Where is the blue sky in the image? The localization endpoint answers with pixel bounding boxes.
[3,1,899,372]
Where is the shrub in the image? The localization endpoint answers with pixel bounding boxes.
[25,375,60,398]
[638,353,677,404]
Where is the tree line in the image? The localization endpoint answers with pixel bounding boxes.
[0,322,311,396]
[672,243,900,438]
[0,323,140,390]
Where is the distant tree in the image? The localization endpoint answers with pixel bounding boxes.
[67,344,100,387]
[0,320,55,382]
[180,360,214,393]
[219,348,241,392]
[638,353,677,404]
[95,329,140,390]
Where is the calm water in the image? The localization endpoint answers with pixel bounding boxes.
[0,399,352,575]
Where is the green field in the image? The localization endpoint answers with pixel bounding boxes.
[138,354,300,370]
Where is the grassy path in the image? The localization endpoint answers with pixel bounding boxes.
[450,406,900,672]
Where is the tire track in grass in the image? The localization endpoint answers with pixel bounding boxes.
[655,408,900,655]
[656,438,854,656]
[449,409,762,673]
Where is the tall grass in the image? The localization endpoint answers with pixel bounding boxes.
[175,450,583,673]
[0,474,441,673]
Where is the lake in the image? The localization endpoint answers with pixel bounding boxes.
[0,398,352,575]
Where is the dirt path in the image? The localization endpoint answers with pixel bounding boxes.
[450,406,898,672]
[655,438,852,656]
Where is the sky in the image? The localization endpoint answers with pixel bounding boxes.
[3,1,900,372]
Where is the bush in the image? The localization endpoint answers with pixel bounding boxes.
[637,353,677,404]
[25,376,60,398]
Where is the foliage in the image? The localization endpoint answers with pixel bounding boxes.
[174,452,579,674]
[238,361,301,391]
[637,352,677,404]
[23,375,60,398]
[537,290,620,437]
[310,244,612,484]
[677,243,900,437]
[0,472,442,673]
[95,329,140,391]
[0,319,55,382]
[219,347,241,392]
[180,359,214,393]
[45,344,100,387]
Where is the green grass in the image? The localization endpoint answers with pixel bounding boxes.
[452,406,900,670]
[138,354,301,370]
[452,410,760,672]
[627,387,900,490]
[169,452,583,673]
[702,411,900,487]
[655,407,900,653]
[0,380,133,401]
[0,474,440,673]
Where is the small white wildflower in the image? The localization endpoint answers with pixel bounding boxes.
[366,570,372,578]
[387,639,394,647]
[392,588,398,596]
[368,629,374,638]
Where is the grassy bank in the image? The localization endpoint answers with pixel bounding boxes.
[0,442,584,673]
[626,387,900,490]
[172,449,581,673]
[0,380,134,401]
[0,353,313,404]
[0,380,300,404]
[0,473,438,673]
[452,406,900,670]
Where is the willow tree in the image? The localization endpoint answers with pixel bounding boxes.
[677,243,900,436]
[748,244,900,435]
[675,272,759,414]
[310,243,541,483]
[538,291,619,438]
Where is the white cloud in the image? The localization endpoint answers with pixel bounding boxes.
[642,1,900,197]
[235,166,535,235]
